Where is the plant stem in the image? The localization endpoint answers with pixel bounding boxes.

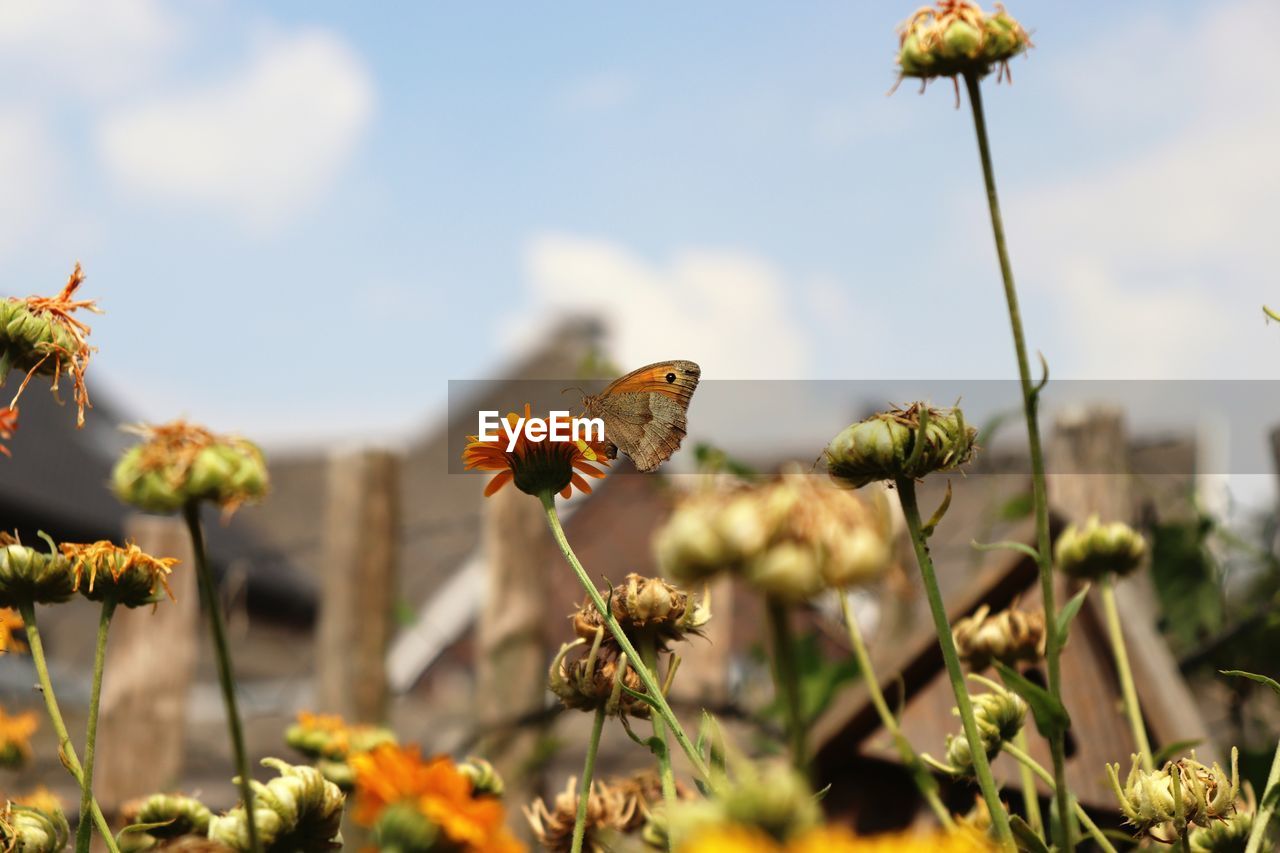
[765,598,807,773]
[1002,742,1117,853]
[570,705,607,853]
[839,591,954,828]
[963,70,1073,852]
[540,492,711,781]
[1100,575,1153,771]
[894,477,1014,850]
[1012,728,1043,839]
[75,596,117,853]
[639,639,676,851]
[18,602,121,853]
[1245,737,1280,853]
[183,502,260,853]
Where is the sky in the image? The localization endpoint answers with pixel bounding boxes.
[1,0,1278,464]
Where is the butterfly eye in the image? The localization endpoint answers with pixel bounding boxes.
[665,372,676,383]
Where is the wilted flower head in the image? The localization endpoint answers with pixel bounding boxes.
[1108,749,1239,842]
[0,705,38,769]
[207,758,345,852]
[61,540,179,609]
[1054,515,1146,580]
[548,637,648,717]
[0,262,100,426]
[1188,782,1254,852]
[826,403,976,489]
[943,680,1026,775]
[121,793,213,841]
[655,467,893,602]
[462,404,610,500]
[525,777,636,853]
[952,603,1045,670]
[0,801,70,853]
[0,532,75,607]
[896,1,1030,84]
[350,744,523,853]
[113,420,269,514]
[572,573,710,651]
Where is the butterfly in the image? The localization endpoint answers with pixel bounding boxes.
[579,360,701,472]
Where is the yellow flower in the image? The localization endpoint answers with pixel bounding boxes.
[351,744,524,853]
[462,404,610,499]
[677,824,995,853]
[0,262,100,426]
[678,824,780,853]
[60,540,178,609]
[0,607,26,654]
[12,787,62,817]
[0,705,39,769]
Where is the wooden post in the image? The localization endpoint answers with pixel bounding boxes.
[475,485,551,805]
[1047,406,1217,761]
[317,448,400,723]
[93,514,198,814]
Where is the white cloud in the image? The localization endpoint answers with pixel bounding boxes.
[0,0,179,98]
[0,110,63,261]
[97,30,374,230]
[517,233,814,379]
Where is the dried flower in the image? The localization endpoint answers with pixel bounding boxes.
[462,405,610,500]
[548,637,648,717]
[1108,749,1239,842]
[525,777,636,853]
[61,540,179,609]
[655,467,892,602]
[943,681,1026,775]
[350,744,523,853]
[0,705,38,769]
[0,262,100,426]
[207,758,345,852]
[121,793,213,840]
[0,407,15,458]
[826,403,976,489]
[896,1,1030,84]
[952,604,1045,670]
[571,573,710,651]
[0,802,70,853]
[1188,783,1254,852]
[1054,515,1146,580]
[113,420,268,514]
[0,532,75,607]
[0,607,26,654]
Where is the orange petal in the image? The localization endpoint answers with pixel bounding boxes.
[483,470,514,497]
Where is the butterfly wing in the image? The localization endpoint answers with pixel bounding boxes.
[587,361,700,472]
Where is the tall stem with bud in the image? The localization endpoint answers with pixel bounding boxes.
[963,70,1073,850]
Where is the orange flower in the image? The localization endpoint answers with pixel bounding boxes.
[351,744,524,853]
[0,407,15,458]
[0,607,25,654]
[462,404,609,499]
[0,705,38,768]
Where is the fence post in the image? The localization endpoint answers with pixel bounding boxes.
[317,448,400,722]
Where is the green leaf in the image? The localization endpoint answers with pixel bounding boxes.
[756,633,860,727]
[1055,584,1091,647]
[995,661,1071,740]
[971,539,1040,562]
[1220,669,1280,698]
[116,819,177,846]
[921,481,952,538]
[996,492,1035,521]
[1009,815,1052,853]
[1152,738,1202,766]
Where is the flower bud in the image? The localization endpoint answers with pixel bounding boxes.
[113,421,268,514]
[369,802,440,852]
[126,793,213,840]
[745,542,824,603]
[0,532,75,607]
[458,756,505,798]
[945,684,1026,774]
[718,762,822,842]
[896,1,1030,82]
[1055,515,1146,580]
[826,403,976,488]
[0,803,70,853]
[653,500,730,583]
[952,604,1046,670]
[207,758,344,852]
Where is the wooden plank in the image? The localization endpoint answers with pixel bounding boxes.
[316,448,400,722]
[93,514,198,814]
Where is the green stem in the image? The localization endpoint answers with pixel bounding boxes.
[75,596,117,853]
[895,477,1014,850]
[1012,728,1043,839]
[18,602,121,853]
[1002,742,1118,853]
[539,492,711,780]
[765,598,807,773]
[1245,739,1280,853]
[183,502,260,853]
[639,639,676,851]
[1100,575,1153,771]
[570,705,607,853]
[839,592,954,828]
[963,71,1073,852]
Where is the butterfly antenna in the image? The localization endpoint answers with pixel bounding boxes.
[561,385,586,398]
